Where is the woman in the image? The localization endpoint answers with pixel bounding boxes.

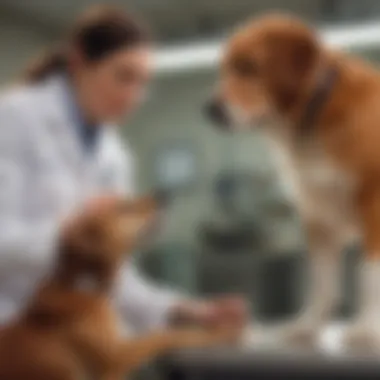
[0,5,247,332]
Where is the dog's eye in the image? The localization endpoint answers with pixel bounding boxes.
[232,58,258,77]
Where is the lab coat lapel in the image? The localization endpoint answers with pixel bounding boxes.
[43,75,93,182]
[41,75,117,199]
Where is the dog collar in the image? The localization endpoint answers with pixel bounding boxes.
[297,65,339,140]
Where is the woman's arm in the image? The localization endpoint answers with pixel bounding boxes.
[0,101,63,273]
[114,264,183,332]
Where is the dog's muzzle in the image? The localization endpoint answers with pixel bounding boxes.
[203,98,232,131]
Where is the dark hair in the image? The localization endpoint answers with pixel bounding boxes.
[22,5,151,83]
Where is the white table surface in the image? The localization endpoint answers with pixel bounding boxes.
[241,321,349,356]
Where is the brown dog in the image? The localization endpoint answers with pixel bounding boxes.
[206,13,380,352]
[0,195,240,379]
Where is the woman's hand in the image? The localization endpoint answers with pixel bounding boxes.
[170,295,249,329]
[83,194,122,213]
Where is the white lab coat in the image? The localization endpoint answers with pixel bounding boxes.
[0,74,180,331]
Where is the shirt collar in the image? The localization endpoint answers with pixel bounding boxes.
[60,73,102,155]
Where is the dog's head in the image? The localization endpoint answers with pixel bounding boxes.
[205,14,323,131]
[56,193,167,290]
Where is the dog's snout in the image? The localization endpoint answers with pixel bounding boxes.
[203,98,231,130]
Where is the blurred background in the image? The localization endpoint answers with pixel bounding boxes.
[1,0,380,322]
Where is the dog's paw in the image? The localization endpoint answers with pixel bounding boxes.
[279,323,320,349]
[343,324,380,354]
[173,325,243,349]
[207,324,244,346]
[284,327,318,348]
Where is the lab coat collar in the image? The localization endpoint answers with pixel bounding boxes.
[58,73,102,155]
[42,74,105,177]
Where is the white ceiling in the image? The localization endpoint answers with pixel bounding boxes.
[3,0,380,44]
[0,0,324,43]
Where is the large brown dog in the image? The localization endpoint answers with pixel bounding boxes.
[206,13,380,352]
[0,196,240,379]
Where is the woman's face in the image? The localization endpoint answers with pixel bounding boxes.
[74,45,153,123]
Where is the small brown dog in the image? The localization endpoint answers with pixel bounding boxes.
[0,195,240,379]
[206,13,380,351]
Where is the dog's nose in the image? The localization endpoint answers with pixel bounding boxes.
[153,189,171,209]
[203,98,231,130]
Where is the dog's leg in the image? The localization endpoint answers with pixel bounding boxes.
[265,150,344,348]
[105,326,240,377]
[277,216,343,348]
[343,185,380,352]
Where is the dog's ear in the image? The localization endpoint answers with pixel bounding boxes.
[277,30,318,76]
[265,27,320,110]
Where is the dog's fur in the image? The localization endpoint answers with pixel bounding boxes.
[207,14,380,350]
[0,196,239,379]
